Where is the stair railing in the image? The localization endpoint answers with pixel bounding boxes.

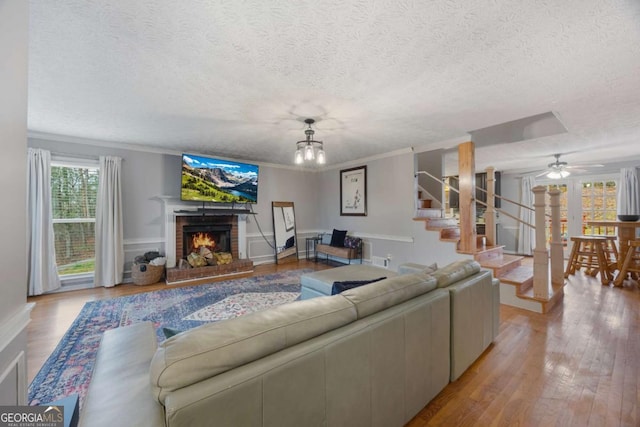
[415,170,538,230]
[416,170,562,302]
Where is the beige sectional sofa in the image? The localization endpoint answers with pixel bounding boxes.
[79,259,499,427]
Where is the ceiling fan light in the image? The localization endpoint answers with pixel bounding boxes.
[546,169,570,179]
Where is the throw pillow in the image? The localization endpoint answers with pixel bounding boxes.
[343,235,361,249]
[285,236,295,249]
[162,327,183,339]
[330,229,347,247]
[331,277,387,295]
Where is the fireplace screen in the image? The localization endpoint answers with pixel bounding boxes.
[183,224,231,257]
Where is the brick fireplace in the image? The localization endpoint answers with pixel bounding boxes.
[166,214,253,284]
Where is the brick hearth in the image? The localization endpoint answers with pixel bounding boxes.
[166,259,253,284]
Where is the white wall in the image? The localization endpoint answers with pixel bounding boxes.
[416,149,444,206]
[0,0,31,405]
[317,151,464,270]
[243,165,320,264]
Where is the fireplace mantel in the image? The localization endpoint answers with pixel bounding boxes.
[160,197,249,268]
[174,207,256,216]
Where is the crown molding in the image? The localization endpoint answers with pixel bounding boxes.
[28,131,305,172]
[321,147,415,172]
[29,131,468,173]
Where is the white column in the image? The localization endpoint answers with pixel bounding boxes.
[237,215,247,259]
[532,186,551,299]
[548,189,564,288]
[484,166,496,246]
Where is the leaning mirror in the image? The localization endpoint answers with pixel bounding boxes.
[272,201,298,264]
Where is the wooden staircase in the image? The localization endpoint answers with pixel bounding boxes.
[414,212,564,314]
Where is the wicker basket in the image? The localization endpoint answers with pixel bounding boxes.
[131,263,164,286]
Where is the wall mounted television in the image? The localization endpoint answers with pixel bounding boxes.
[181,153,259,203]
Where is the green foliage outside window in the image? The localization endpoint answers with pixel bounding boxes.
[52,165,99,275]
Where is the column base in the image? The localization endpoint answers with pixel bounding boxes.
[533,248,551,300]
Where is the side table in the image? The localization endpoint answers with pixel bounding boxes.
[306,236,322,262]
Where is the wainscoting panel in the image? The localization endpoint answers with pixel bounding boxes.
[246,232,277,265]
[0,351,25,405]
[0,304,32,405]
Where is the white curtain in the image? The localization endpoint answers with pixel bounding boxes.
[94,156,124,287]
[617,168,640,216]
[27,148,61,296]
[517,176,536,256]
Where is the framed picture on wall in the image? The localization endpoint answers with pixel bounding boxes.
[340,166,367,216]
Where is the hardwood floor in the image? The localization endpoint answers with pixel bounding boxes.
[27,260,640,425]
[410,272,640,426]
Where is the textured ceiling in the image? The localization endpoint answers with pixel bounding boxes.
[28,0,640,173]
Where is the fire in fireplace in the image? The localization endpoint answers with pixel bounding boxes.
[183,224,231,257]
[191,232,215,251]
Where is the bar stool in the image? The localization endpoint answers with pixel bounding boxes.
[593,235,618,279]
[564,236,612,285]
[613,240,640,286]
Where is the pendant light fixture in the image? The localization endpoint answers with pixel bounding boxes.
[294,119,325,165]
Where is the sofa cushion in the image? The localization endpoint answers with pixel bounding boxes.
[340,271,437,319]
[149,294,357,404]
[430,259,481,288]
[331,277,387,295]
[330,229,347,247]
[301,265,398,296]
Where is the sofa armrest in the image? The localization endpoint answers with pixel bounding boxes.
[79,322,164,427]
[446,269,495,382]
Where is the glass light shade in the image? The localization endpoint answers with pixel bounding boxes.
[294,119,327,165]
[546,169,570,179]
[304,144,315,160]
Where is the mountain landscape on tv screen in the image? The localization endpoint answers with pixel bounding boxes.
[181,155,258,203]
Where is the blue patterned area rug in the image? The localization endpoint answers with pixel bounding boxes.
[28,269,309,408]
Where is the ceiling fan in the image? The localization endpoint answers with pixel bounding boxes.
[532,154,604,179]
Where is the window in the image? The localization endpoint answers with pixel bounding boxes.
[582,180,617,236]
[51,160,99,276]
[537,176,618,258]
